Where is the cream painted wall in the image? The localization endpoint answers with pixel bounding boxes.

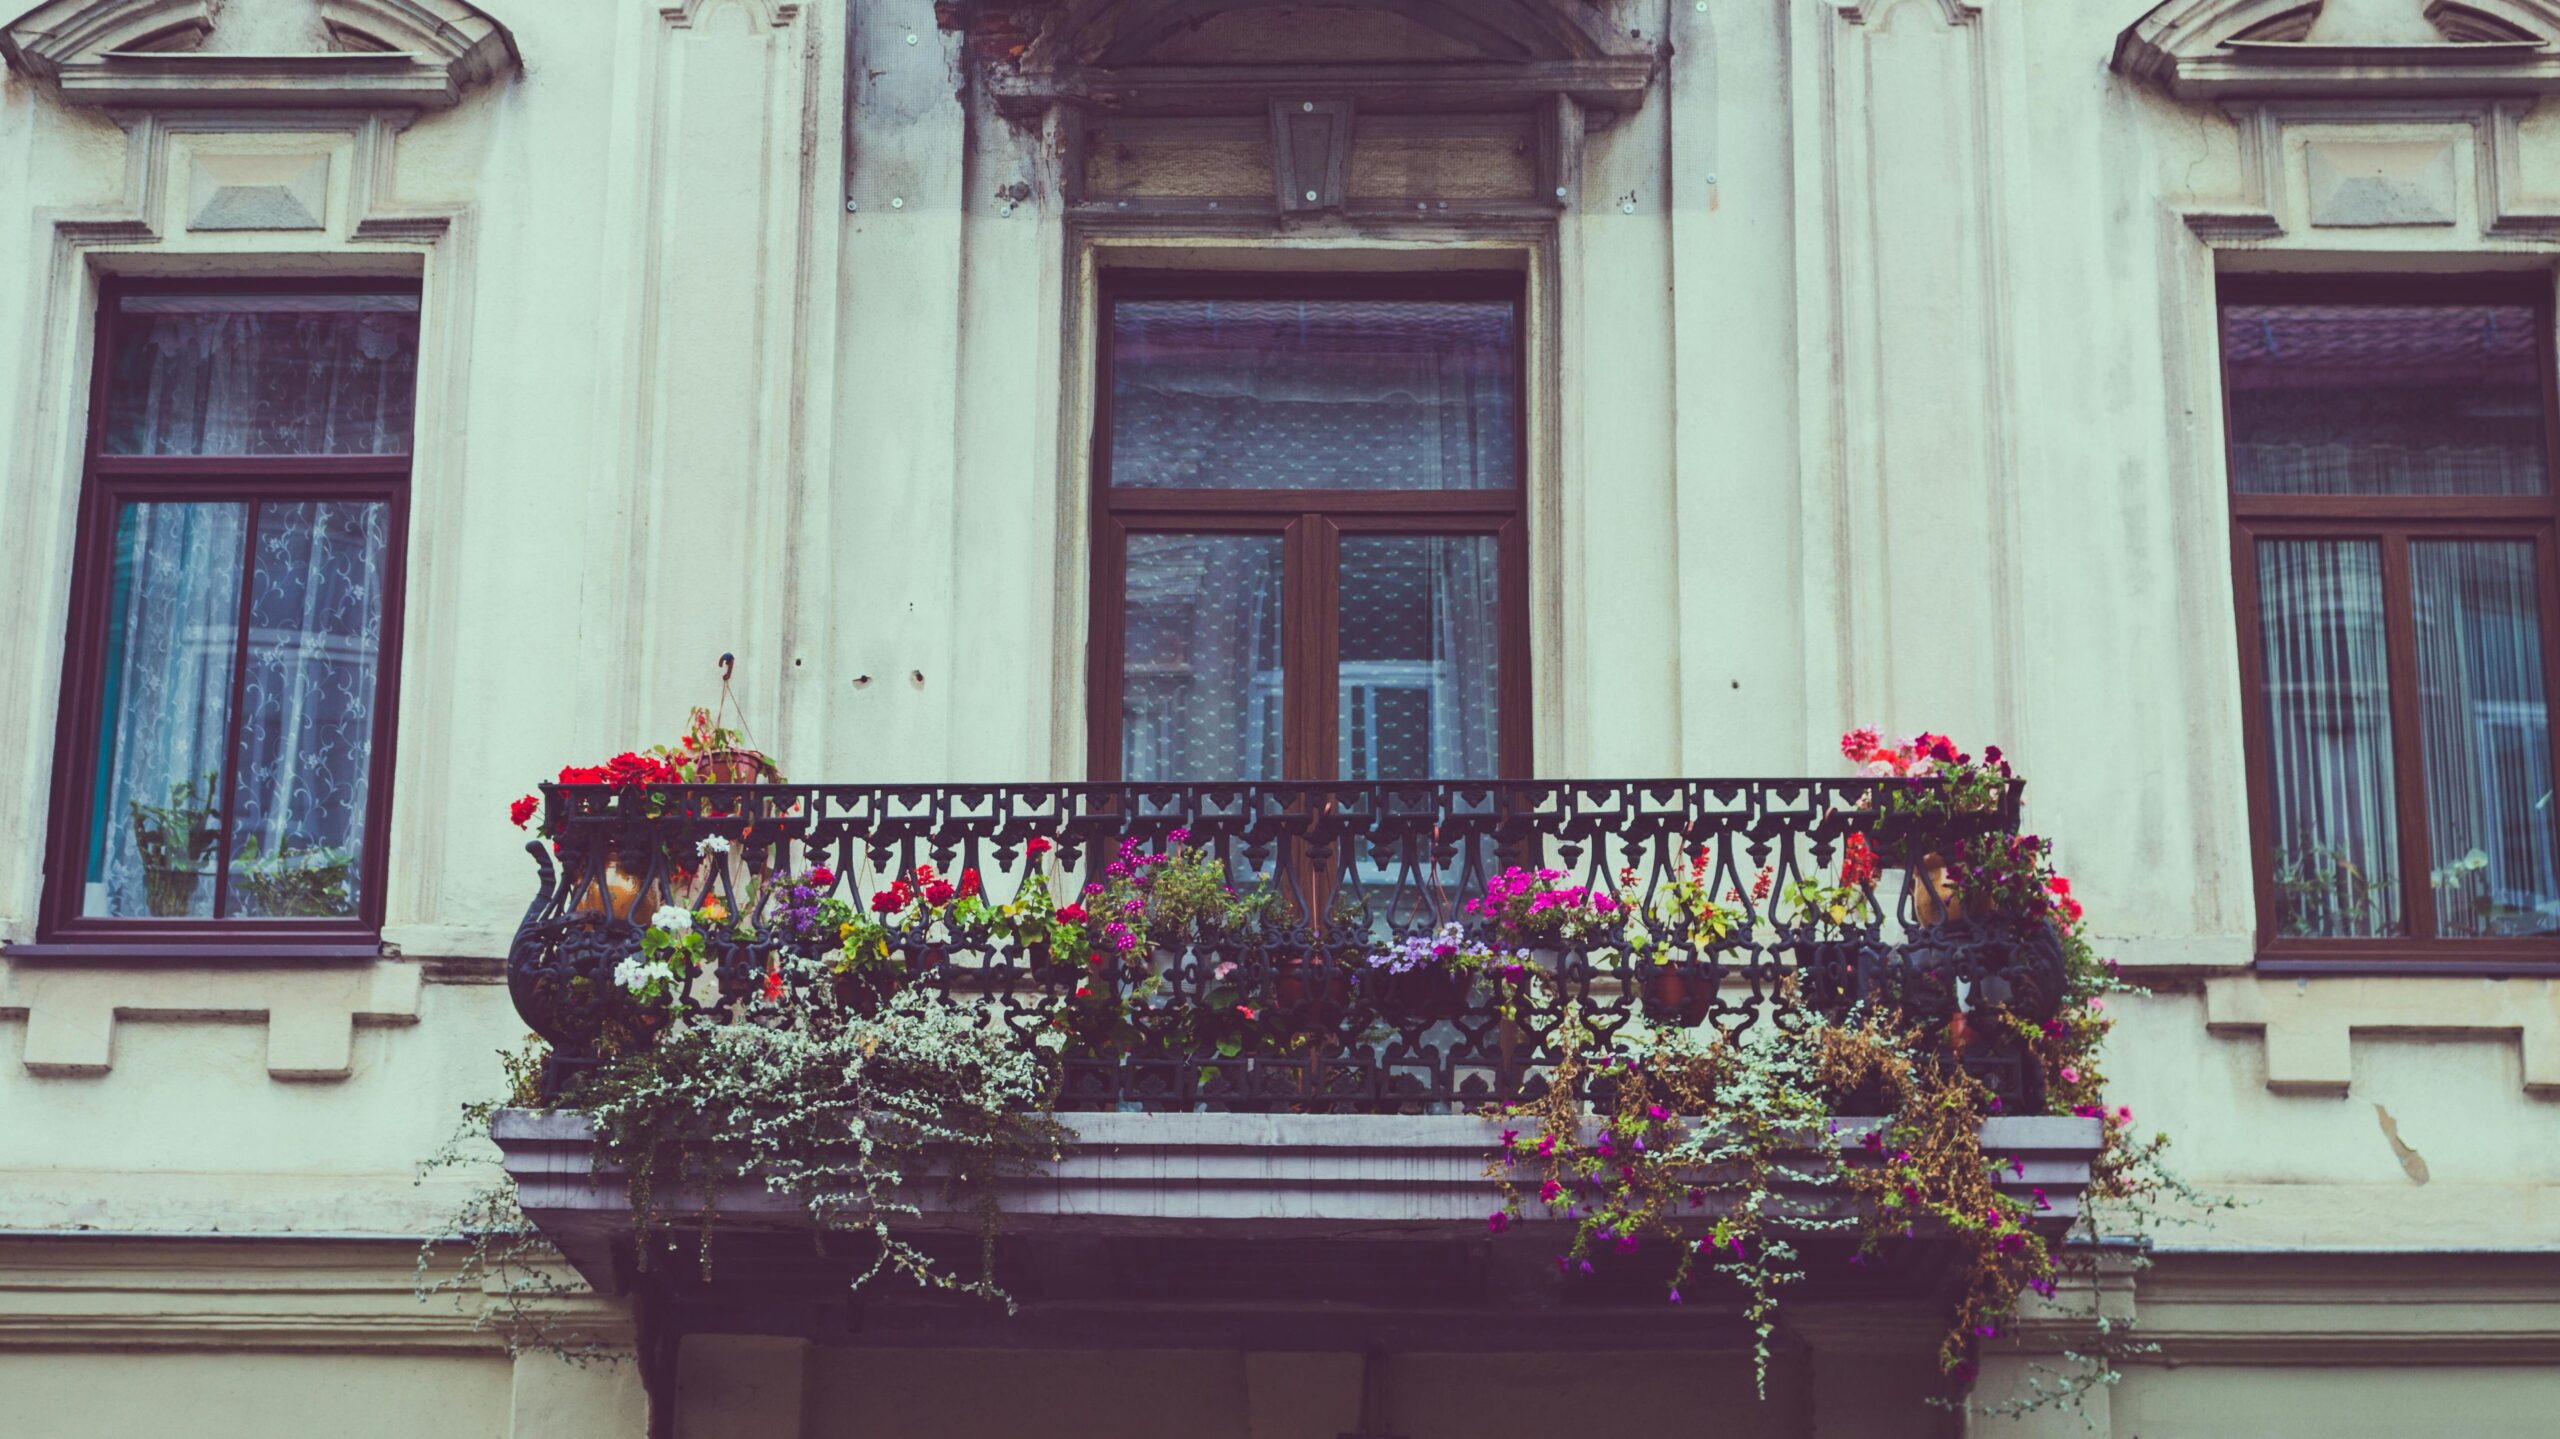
[1,1,2558,1436]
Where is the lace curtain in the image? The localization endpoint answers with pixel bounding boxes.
[84,293,411,920]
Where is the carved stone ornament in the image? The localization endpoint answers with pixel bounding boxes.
[956,0,1657,218]
[1,0,517,107]
[2115,0,2560,97]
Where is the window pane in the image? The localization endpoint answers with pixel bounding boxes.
[1121,533,1284,781]
[1338,535,1502,780]
[85,502,247,918]
[104,293,421,456]
[225,501,392,919]
[2222,301,2546,496]
[2257,539,2403,937]
[1110,298,1517,491]
[2412,541,2560,937]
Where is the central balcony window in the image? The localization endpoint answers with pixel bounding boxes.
[1091,272,1529,783]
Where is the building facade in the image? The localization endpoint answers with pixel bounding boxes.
[4,0,2560,1434]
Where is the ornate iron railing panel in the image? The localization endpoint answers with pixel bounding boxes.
[504,779,2061,1113]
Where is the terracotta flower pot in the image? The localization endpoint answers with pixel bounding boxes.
[830,963,904,1019]
[1271,954,1353,1031]
[691,748,772,784]
[569,853,649,920]
[1639,964,1715,1028]
[1910,852,1966,926]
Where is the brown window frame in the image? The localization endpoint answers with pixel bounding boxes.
[31,276,416,958]
[1086,270,1534,782]
[2223,272,2560,974]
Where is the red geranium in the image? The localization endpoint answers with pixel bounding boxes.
[1026,836,1054,857]
[1057,903,1088,924]
[508,794,539,828]
[923,879,957,906]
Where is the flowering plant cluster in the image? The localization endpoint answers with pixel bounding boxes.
[1465,865,1624,946]
[1477,730,2207,1415]
[504,710,783,844]
[508,751,682,843]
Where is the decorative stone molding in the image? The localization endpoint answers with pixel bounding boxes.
[0,0,517,107]
[2170,97,2560,242]
[959,0,1657,219]
[0,957,423,1078]
[2204,974,2560,1097]
[2117,0,2560,98]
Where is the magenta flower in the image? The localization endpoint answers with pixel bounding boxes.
[1487,1212,1510,1234]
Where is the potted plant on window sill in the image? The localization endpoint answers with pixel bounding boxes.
[129,771,221,917]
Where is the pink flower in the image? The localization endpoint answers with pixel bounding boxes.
[2058,1065,2080,1085]
[1840,725,1881,762]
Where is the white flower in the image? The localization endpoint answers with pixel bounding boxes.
[612,954,651,991]
[651,905,694,935]
[696,835,731,857]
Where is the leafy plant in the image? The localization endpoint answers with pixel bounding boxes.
[129,770,222,916]
[233,836,356,917]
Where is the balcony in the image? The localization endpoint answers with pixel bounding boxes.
[494,778,2100,1352]
[506,778,2070,1107]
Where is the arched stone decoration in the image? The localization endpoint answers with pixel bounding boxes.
[1,0,517,106]
[2116,0,2560,96]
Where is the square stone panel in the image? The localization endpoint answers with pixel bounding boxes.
[2305,138,2458,228]
[187,151,331,231]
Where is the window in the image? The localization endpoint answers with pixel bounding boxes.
[2223,276,2560,961]
[40,281,417,944]
[1089,273,1529,782]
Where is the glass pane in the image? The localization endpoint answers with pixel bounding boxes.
[2257,539,2403,937]
[2222,301,2546,496]
[1338,535,1502,780]
[84,502,247,918]
[1110,298,1517,491]
[1121,533,1284,782]
[2412,541,2560,937]
[225,501,392,919]
[104,293,421,455]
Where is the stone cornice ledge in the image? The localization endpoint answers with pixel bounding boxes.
[495,1109,2101,1292]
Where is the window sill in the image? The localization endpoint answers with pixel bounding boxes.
[2255,944,2560,979]
[3,938,386,964]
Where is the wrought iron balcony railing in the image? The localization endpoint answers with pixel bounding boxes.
[505,778,2064,1114]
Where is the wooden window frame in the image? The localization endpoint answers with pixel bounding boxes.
[1087,270,1533,783]
[2222,272,2560,975]
[30,275,416,958]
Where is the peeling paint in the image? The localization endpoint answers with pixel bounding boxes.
[2373,1103,2430,1186]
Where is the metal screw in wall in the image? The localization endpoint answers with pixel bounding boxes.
[891,197,905,209]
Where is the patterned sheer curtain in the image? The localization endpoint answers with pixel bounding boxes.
[1110,298,1516,493]
[2256,540,2402,937]
[2412,542,2560,937]
[82,293,412,920]
[1339,534,1502,780]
